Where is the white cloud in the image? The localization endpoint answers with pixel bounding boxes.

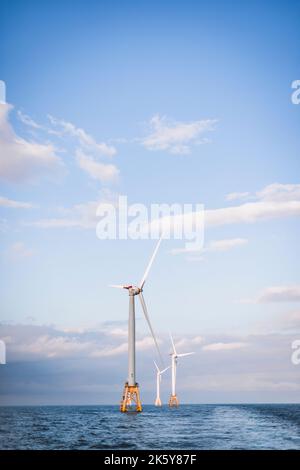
[225,191,250,201]
[76,149,119,183]
[29,201,100,229]
[9,242,34,259]
[0,103,64,183]
[256,183,300,202]
[171,237,248,255]
[12,334,93,358]
[202,342,247,351]
[48,115,116,157]
[0,196,36,209]
[109,328,128,338]
[3,323,156,360]
[92,336,155,358]
[18,109,119,183]
[147,188,300,240]
[2,325,300,403]
[30,182,300,232]
[28,193,118,229]
[17,110,44,130]
[171,335,204,351]
[240,285,300,305]
[282,311,300,329]
[141,114,217,154]
[205,238,248,252]
[205,200,300,227]
[257,285,300,303]
[226,183,300,203]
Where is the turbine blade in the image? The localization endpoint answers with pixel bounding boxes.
[139,235,163,289]
[153,360,160,373]
[109,284,128,289]
[177,352,195,357]
[160,366,170,375]
[139,292,164,366]
[169,332,177,356]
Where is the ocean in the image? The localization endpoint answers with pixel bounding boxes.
[0,404,299,450]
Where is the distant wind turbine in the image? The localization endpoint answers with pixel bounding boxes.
[154,361,170,406]
[169,333,194,407]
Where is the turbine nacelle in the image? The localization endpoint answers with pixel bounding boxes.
[110,284,143,296]
[171,352,194,359]
[128,286,142,296]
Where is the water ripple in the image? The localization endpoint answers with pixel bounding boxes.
[0,404,299,450]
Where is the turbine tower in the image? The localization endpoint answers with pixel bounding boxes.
[110,237,163,412]
[169,333,194,407]
[154,361,170,406]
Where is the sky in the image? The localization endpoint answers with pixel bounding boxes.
[0,0,300,405]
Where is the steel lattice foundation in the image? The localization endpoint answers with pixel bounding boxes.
[120,382,142,412]
[168,394,179,407]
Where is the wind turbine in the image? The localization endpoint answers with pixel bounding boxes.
[154,361,170,407]
[110,237,163,412]
[169,333,194,407]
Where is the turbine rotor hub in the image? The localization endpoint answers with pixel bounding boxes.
[128,286,141,296]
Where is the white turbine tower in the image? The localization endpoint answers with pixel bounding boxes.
[169,333,194,407]
[110,237,163,412]
[154,361,170,407]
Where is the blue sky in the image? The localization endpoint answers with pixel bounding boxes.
[0,0,300,404]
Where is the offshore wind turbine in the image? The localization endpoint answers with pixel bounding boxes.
[110,237,163,412]
[169,333,194,407]
[154,361,170,406]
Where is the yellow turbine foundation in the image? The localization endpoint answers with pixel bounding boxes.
[169,394,179,407]
[120,382,142,412]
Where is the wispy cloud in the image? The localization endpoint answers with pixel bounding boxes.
[0,196,36,209]
[226,183,300,203]
[91,336,156,358]
[48,115,116,157]
[28,182,300,232]
[28,201,100,229]
[205,200,300,227]
[28,190,119,229]
[202,342,247,351]
[171,237,248,255]
[257,183,300,202]
[205,238,248,252]
[9,242,34,259]
[1,323,156,361]
[225,191,250,202]
[147,183,300,240]
[171,336,204,351]
[239,284,300,305]
[257,285,300,303]
[0,104,64,183]
[280,310,300,330]
[76,149,119,183]
[141,114,217,154]
[18,109,119,184]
